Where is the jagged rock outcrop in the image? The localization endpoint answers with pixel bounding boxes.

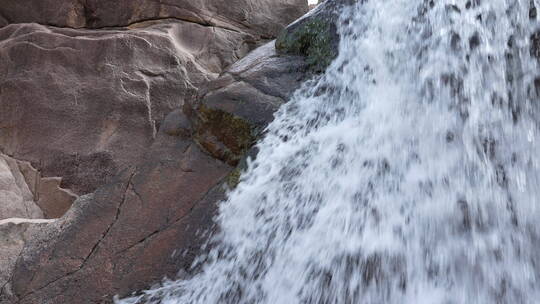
[191,0,357,164]
[0,0,314,303]
[0,155,43,220]
[0,154,77,220]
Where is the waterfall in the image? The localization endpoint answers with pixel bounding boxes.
[120,0,540,303]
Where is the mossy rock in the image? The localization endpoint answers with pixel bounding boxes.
[225,146,258,189]
[276,18,337,73]
[226,167,242,189]
[196,104,256,165]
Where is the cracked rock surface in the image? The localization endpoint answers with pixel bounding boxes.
[0,218,55,301]
[2,130,231,304]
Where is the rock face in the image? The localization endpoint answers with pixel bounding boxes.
[0,0,314,303]
[0,0,307,38]
[0,219,54,297]
[0,21,251,195]
[0,155,43,220]
[2,137,232,303]
[0,41,311,304]
[190,42,309,166]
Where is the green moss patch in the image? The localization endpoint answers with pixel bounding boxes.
[276,18,336,73]
[197,105,255,164]
[226,167,242,189]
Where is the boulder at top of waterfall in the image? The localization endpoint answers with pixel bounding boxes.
[0,0,308,39]
[189,42,309,165]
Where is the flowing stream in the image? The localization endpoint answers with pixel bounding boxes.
[121,0,540,303]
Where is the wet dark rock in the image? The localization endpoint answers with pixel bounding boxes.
[469,32,481,50]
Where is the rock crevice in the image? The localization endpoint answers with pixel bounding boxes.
[0,153,77,221]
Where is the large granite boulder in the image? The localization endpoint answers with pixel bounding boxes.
[0,21,250,195]
[0,0,308,39]
[0,0,310,197]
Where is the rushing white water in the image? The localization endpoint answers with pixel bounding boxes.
[121,0,540,303]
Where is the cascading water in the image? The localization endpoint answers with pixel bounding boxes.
[121,0,540,303]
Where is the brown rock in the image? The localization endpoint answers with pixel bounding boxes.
[0,153,80,221]
[2,126,231,303]
[36,178,78,219]
[161,109,192,137]
[0,218,55,301]
[0,0,308,39]
[0,154,43,220]
[16,161,40,200]
[191,42,309,165]
[1,36,313,301]
[0,1,319,303]
[0,21,249,195]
